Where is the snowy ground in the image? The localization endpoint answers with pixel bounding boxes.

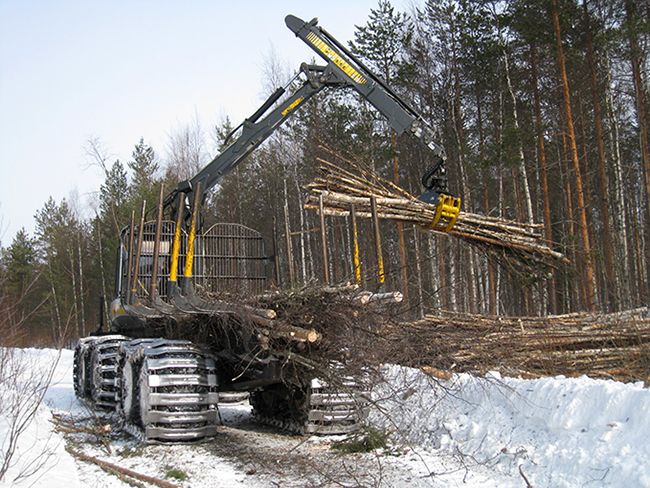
[2,348,650,487]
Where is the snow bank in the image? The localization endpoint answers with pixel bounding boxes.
[374,365,650,487]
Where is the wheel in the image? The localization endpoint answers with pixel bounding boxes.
[119,339,219,442]
[85,335,130,410]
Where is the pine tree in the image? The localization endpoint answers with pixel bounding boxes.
[128,137,160,208]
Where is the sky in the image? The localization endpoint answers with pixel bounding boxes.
[0,0,402,246]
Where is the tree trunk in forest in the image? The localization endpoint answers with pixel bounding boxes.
[69,248,79,338]
[559,133,578,312]
[476,85,496,315]
[626,0,650,300]
[48,265,62,342]
[552,0,596,311]
[583,0,617,311]
[95,218,108,327]
[503,46,534,225]
[451,26,474,313]
[392,132,410,307]
[631,189,646,303]
[530,43,556,314]
[427,233,441,309]
[438,235,447,309]
[294,170,308,285]
[77,238,86,335]
[605,49,631,307]
[413,226,424,319]
[577,91,598,304]
[283,184,294,286]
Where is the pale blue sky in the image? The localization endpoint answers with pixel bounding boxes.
[0,0,404,245]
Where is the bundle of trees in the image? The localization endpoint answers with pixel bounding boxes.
[305,152,569,278]
[1,0,649,347]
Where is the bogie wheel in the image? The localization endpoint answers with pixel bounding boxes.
[85,335,130,410]
[119,339,152,425]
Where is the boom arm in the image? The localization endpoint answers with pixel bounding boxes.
[167,14,459,226]
[285,15,451,200]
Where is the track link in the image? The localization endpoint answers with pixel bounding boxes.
[119,339,219,442]
[251,376,369,435]
[74,335,130,409]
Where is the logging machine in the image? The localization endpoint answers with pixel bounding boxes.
[74,15,461,442]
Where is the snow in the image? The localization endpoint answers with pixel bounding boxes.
[373,367,650,487]
[0,348,80,488]
[2,348,650,487]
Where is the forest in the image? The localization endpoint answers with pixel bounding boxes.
[1,0,649,347]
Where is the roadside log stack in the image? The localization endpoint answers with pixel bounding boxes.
[382,307,650,383]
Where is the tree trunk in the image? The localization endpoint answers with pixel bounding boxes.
[626,0,650,300]
[583,0,617,310]
[428,233,442,309]
[413,226,424,319]
[530,43,556,314]
[605,48,631,307]
[392,132,410,307]
[552,0,596,310]
[504,46,534,224]
[69,248,79,338]
[476,84,497,315]
[95,219,109,326]
[77,237,86,335]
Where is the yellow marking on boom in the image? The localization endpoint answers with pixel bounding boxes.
[282,96,304,116]
[306,32,367,84]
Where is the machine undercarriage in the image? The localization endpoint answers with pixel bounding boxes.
[74,334,369,442]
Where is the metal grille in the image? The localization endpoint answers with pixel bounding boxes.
[119,222,267,300]
[194,223,267,295]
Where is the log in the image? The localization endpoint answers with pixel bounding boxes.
[66,447,180,488]
[250,314,321,343]
[354,291,404,304]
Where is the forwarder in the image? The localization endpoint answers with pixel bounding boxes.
[74,14,461,442]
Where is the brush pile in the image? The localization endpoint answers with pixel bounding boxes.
[183,283,395,375]
[305,149,568,277]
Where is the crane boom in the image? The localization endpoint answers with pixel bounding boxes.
[167,14,459,228]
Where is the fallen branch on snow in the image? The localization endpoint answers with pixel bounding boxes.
[66,446,180,488]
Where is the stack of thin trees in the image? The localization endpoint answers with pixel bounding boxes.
[305,155,569,279]
[381,307,650,383]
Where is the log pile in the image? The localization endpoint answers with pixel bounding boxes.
[305,150,568,277]
[381,307,650,383]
